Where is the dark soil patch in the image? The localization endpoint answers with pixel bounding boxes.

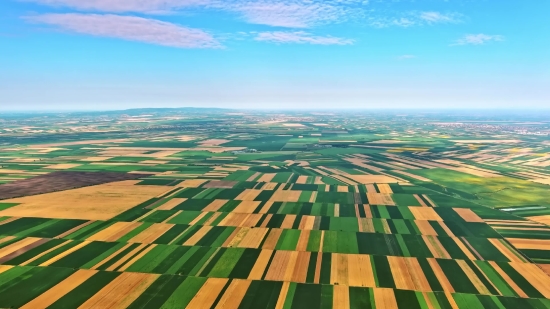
[0,171,149,200]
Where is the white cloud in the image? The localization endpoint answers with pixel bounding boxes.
[224,1,347,28]
[26,14,221,48]
[419,12,456,23]
[453,34,504,45]
[370,11,460,28]
[255,31,353,45]
[20,0,208,13]
[23,0,363,28]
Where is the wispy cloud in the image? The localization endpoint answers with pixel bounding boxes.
[23,0,362,28]
[370,11,460,28]
[397,55,416,60]
[25,14,221,48]
[19,0,208,13]
[453,34,504,45]
[255,31,353,45]
[225,1,347,28]
[419,12,457,24]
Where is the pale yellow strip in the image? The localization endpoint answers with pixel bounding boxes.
[488,261,528,298]
[105,244,147,271]
[451,237,476,260]
[280,215,296,229]
[233,201,261,213]
[79,273,159,309]
[90,243,133,270]
[377,183,393,194]
[187,278,229,309]
[259,201,274,214]
[118,244,158,272]
[453,208,484,222]
[423,236,451,259]
[133,210,155,222]
[225,227,250,248]
[248,250,273,280]
[203,199,229,212]
[456,260,490,295]
[21,269,98,309]
[87,222,140,242]
[488,239,524,263]
[0,265,13,274]
[274,281,290,309]
[21,240,72,266]
[348,254,375,287]
[410,207,442,221]
[0,237,42,258]
[183,226,213,246]
[189,212,209,225]
[337,185,348,192]
[444,291,460,309]
[237,228,269,249]
[373,288,398,309]
[473,262,502,296]
[413,194,428,207]
[258,173,276,182]
[157,198,186,210]
[309,192,317,203]
[388,256,416,290]
[416,221,438,236]
[509,262,550,298]
[40,241,90,266]
[163,210,183,223]
[129,223,174,244]
[427,258,454,292]
[214,279,251,309]
[283,251,300,282]
[235,189,262,201]
[404,257,431,292]
[0,236,17,245]
[333,285,350,309]
[438,222,456,237]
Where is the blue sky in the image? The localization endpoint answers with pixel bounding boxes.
[1,0,548,110]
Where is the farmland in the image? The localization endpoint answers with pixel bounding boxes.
[0,109,550,308]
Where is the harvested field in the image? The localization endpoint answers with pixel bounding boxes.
[0,181,167,220]
[0,171,149,200]
[507,238,550,250]
[526,215,550,225]
[342,175,399,184]
[203,180,238,188]
[44,164,82,170]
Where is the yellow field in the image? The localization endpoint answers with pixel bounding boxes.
[0,181,168,220]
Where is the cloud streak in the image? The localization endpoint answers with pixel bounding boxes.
[419,12,456,24]
[453,34,504,45]
[224,1,349,28]
[23,0,361,28]
[370,11,460,28]
[255,31,353,45]
[20,0,208,13]
[26,13,221,48]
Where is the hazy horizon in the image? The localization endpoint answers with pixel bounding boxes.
[2,106,550,114]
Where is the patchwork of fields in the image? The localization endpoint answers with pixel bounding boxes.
[1,110,550,308]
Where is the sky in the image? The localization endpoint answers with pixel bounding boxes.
[0,0,549,110]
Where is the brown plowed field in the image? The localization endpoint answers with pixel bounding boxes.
[0,171,148,200]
